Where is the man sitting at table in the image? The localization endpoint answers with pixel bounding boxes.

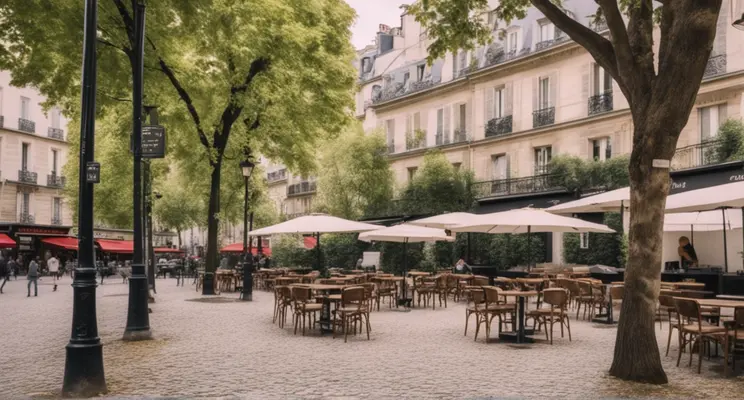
[677,236,699,269]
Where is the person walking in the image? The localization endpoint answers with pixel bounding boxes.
[48,255,60,280]
[0,256,8,294]
[27,256,40,297]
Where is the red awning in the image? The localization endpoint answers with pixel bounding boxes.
[42,236,78,250]
[153,247,185,254]
[303,236,317,249]
[0,233,16,248]
[219,242,272,256]
[96,239,134,253]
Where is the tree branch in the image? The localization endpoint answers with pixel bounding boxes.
[596,0,635,94]
[97,37,129,55]
[109,0,135,46]
[625,0,656,94]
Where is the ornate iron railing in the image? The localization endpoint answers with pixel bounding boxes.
[48,127,64,140]
[452,129,468,143]
[405,131,427,151]
[535,40,555,51]
[51,215,62,226]
[435,133,450,146]
[267,169,287,183]
[671,140,722,171]
[473,174,564,199]
[588,92,613,116]
[532,107,555,128]
[47,174,66,188]
[18,118,35,133]
[703,54,726,78]
[18,169,38,184]
[19,213,35,224]
[386,141,396,154]
[287,181,316,197]
[485,116,513,137]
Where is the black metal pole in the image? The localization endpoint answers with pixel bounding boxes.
[241,175,253,301]
[619,200,624,235]
[527,226,532,271]
[124,0,151,341]
[466,232,472,264]
[722,208,729,273]
[144,106,157,295]
[316,232,321,272]
[62,0,107,396]
[690,225,694,246]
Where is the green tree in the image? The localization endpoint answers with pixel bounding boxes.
[710,119,744,163]
[321,234,367,270]
[152,178,202,248]
[316,126,395,219]
[405,0,724,383]
[271,234,314,269]
[399,150,475,215]
[563,213,627,267]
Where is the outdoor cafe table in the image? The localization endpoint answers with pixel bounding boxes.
[497,290,539,344]
[592,284,623,325]
[408,271,431,277]
[662,281,706,290]
[717,294,744,301]
[290,283,348,334]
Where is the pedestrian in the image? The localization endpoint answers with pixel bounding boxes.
[0,255,8,294]
[48,254,60,281]
[27,256,40,297]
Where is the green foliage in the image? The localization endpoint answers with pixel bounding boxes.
[271,234,314,269]
[406,128,427,149]
[563,213,627,267]
[321,234,366,269]
[379,242,424,275]
[710,119,744,163]
[399,150,475,215]
[548,155,629,193]
[316,126,395,219]
[455,231,545,269]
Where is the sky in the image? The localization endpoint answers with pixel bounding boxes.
[345,0,406,49]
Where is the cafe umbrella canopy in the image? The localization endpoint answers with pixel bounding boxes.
[449,208,615,270]
[408,212,479,263]
[247,214,381,270]
[358,224,454,306]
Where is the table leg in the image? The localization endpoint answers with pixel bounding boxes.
[517,296,525,344]
[320,297,332,334]
[607,292,614,323]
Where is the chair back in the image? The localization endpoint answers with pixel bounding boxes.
[674,298,701,323]
[542,288,569,308]
[658,294,675,308]
[467,287,485,310]
[564,280,581,297]
[291,286,312,303]
[472,276,489,286]
[734,308,744,329]
[446,274,459,290]
[660,289,682,297]
[483,286,502,306]
[680,290,706,299]
[610,285,624,300]
[342,286,365,310]
[578,280,592,296]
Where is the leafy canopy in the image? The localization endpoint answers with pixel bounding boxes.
[399,150,475,215]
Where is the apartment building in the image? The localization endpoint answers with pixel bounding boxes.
[353,0,744,263]
[0,70,73,255]
[265,160,316,218]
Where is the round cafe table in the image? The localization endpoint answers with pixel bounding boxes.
[497,290,539,344]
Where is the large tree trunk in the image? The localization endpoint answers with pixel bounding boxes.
[202,160,222,295]
[610,125,676,384]
[177,227,182,249]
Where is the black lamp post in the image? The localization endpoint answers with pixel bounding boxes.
[62,0,107,396]
[240,157,256,301]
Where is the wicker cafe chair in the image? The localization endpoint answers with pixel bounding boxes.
[274,285,293,328]
[433,275,452,309]
[415,276,437,309]
[482,286,517,343]
[291,286,322,336]
[658,295,680,356]
[673,298,729,374]
[373,278,397,309]
[728,308,744,371]
[658,289,682,329]
[527,288,571,344]
[360,282,377,312]
[464,286,485,337]
[333,286,370,343]
[575,281,596,320]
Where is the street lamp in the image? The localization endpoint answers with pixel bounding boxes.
[734,0,744,30]
[240,157,256,301]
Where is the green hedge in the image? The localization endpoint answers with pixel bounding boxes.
[563,213,627,267]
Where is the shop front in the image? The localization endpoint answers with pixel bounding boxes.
[0,223,72,271]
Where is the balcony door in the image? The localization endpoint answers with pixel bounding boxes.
[53,197,61,223]
[21,96,30,120]
[538,77,550,110]
[534,146,552,175]
[699,104,727,141]
[21,142,30,171]
[51,149,58,176]
[592,64,612,95]
[491,154,509,194]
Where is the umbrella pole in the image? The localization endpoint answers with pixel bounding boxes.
[527,226,532,272]
[690,225,694,246]
[742,207,744,271]
[619,200,624,235]
[316,232,322,273]
[722,208,728,273]
[402,239,408,307]
[467,232,472,264]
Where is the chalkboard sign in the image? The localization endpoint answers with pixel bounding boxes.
[86,162,100,183]
[142,125,166,158]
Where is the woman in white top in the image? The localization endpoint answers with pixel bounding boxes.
[47,256,60,280]
[454,258,471,273]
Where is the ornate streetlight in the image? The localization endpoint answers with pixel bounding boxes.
[240,157,256,301]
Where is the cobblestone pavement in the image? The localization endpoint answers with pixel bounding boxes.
[0,276,742,399]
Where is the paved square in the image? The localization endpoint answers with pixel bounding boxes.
[0,276,742,399]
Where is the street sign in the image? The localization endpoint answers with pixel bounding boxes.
[142,125,166,158]
[86,162,100,183]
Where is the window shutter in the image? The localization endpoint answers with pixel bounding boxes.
[406,114,412,135]
[485,88,494,122]
[506,154,512,179]
[16,192,21,219]
[549,72,558,109]
[465,98,473,137]
[532,77,539,111]
[504,82,514,116]
[444,105,451,139]
[582,64,591,115]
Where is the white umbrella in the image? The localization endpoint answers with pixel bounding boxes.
[408,212,479,229]
[248,214,381,270]
[546,187,629,214]
[359,224,453,306]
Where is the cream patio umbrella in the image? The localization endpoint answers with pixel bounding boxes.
[449,208,615,270]
[359,224,453,306]
[409,212,479,263]
[248,214,381,270]
[546,187,630,214]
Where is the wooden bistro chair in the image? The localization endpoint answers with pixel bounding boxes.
[482,287,517,343]
[658,290,682,329]
[274,285,293,328]
[673,298,729,375]
[333,286,370,343]
[291,286,322,336]
[727,308,744,371]
[527,288,571,344]
[658,295,680,356]
[575,281,596,320]
[373,278,397,309]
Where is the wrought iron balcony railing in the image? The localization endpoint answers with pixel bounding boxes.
[435,133,450,146]
[51,215,62,226]
[47,174,66,188]
[532,107,555,128]
[592,20,608,32]
[386,141,396,154]
[703,54,726,79]
[535,40,555,51]
[48,127,64,140]
[485,115,513,137]
[18,169,38,184]
[267,169,287,183]
[671,140,722,171]
[473,174,564,199]
[588,92,613,116]
[19,118,35,133]
[453,129,468,143]
[405,132,427,151]
[287,181,317,197]
[19,213,35,224]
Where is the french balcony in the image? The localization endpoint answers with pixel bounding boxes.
[435,133,450,146]
[267,169,287,183]
[19,118,35,133]
[532,107,555,128]
[51,215,62,226]
[453,129,469,143]
[703,54,726,79]
[19,213,35,224]
[18,169,38,184]
[386,141,396,154]
[485,115,513,137]
[535,40,556,51]
[588,92,614,116]
[405,131,427,151]
[473,174,564,199]
[671,140,721,171]
[47,174,66,188]
[48,127,64,140]
[287,181,317,197]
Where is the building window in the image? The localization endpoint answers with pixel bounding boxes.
[591,138,612,161]
[51,149,58,174]
[417,64,425,81]
[22,143,30,170]
[579,232,589,249]
[21,192,30,215]
[699,104,727,141]
[538,77,551,109]
[385,119,395,140]
[452,162,462,171]
[437,108,444,136]
[51,107,61,129]
[507,31,519,53]
[487,11,499,30]
[593,64,612,95]
[457,103,467,133]
[491,154,508,180]
[534,146,552,174]
[403,71,410,85]
[487,87,505,119]
[21,96,30,120]
[407,167,418,181]
[539,21,554,42]
[459,51,467,72]
[53,197,61,221]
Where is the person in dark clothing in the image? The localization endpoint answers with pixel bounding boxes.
[678,236,698,269]
[0,256,8,294]
[27,256,40,297]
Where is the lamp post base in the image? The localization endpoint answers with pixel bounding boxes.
[62,342,107,398]
[123,266,152,341]
[122,329,152,341]
[241,261,253,301]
